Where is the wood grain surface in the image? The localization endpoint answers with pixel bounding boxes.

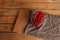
[0,0,60,40]
[0,32,17,40]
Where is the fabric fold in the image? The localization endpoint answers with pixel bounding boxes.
[25,10,60,40]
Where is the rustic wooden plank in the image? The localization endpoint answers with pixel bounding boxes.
[0,9,9,12]
[6,16,16,23]
[18,2,60,10]
[0,9,18,16]
[0,2,60,10]
[0,32,17,40]
[0,16,16,23]
[14,0,60,2]
[0,24,13,32]
[41,10,60,16]
[13,9,30,33]
[1,0,60,3]
[3,9,18,15]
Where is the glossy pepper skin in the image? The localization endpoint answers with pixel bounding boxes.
[32,11,44,28]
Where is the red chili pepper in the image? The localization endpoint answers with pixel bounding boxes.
[32,11,44,28]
